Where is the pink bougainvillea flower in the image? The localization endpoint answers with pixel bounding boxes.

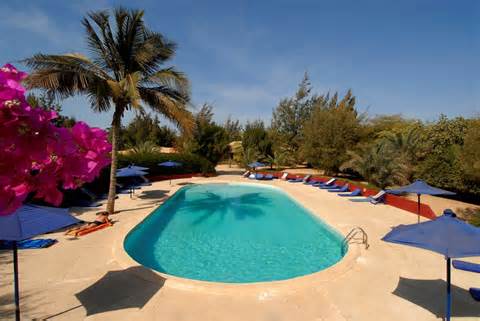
[0,64,111,215]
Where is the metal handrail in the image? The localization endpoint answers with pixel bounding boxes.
[342,227,369,254]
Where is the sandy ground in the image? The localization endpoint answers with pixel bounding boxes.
[1,167,479,321]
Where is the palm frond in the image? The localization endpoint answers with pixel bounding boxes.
[23,54,111,100]
[87,10,124,79]
[139,86,193,132]
[143,67,190,99]
[133,31,176,75]
[82,17,115,72]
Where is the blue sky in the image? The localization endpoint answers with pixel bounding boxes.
[0,0,478,129]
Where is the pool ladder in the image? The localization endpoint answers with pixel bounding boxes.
[342,227,369,255]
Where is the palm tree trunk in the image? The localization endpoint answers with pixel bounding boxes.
[106,109,122,215]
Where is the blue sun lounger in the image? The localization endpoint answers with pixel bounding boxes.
[453,260,480,273]
[328,185,349,193]
[254,173,265,180]
[289,175,311,183]
[338,188,362,197]
[288,177,303,182]
[368,190,386,204]
[470,288,480,301]
[317,178,336,187]
[452,260,480,301]
[263,174,274,180]
[320,184,339,190]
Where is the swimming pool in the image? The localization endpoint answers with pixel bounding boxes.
[124,183,346,283]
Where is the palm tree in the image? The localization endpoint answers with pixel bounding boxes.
[23,8,192,214]
[381,126,421,181]
[342,142,408,189]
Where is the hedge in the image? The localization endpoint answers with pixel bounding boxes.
[118,152,216,176]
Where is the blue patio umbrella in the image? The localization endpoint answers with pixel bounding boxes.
[116,168,148,197]
[248,161,265,169]
[387,179,455,223]
[382,209,480,321]
[0,205,80,321]
[158,161,182,167]
[158,161,182,185]
[119,164,149,172]
[116,168,148,178]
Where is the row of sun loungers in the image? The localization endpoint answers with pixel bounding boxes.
[242,171,387,204]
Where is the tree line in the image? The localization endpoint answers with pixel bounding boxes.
[118,73,479,197]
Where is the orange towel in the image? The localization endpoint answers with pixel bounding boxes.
[74,221,113,236]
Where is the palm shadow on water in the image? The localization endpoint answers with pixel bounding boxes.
[126,189,271,274]
[174,191,270,225]
[392,277,480,319]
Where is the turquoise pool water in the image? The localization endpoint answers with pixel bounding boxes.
[124,183,346,283]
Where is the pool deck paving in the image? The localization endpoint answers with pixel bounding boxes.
[1,173,479,320]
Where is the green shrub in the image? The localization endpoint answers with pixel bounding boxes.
[119,152,215,176]
[458,207,480,227]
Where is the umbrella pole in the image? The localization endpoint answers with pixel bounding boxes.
[446,257,451,321]
[417,194,421,224]
[13,241,20,321]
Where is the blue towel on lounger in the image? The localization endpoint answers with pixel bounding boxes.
[328,185,349,193]
[264,174,274,180]
[452,260,480,273]
[320,184,339,190]
[470,288,480,301]
[288,178,303,183]
[338,189,362,197]
[0,239,57,250]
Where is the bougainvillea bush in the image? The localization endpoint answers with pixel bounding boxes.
[0,64,111,215]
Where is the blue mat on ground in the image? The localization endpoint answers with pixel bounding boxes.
[0,238,57,250]
[453,260,480,273]
[470,288,480,301]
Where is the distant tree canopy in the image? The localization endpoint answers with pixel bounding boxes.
[118,113,177,149]
[462,119,480,183]
[270,73,314,165]
[302,90,361,175]
[223,116,243,142]
[242,120,273,165]
[180,104,229,165]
